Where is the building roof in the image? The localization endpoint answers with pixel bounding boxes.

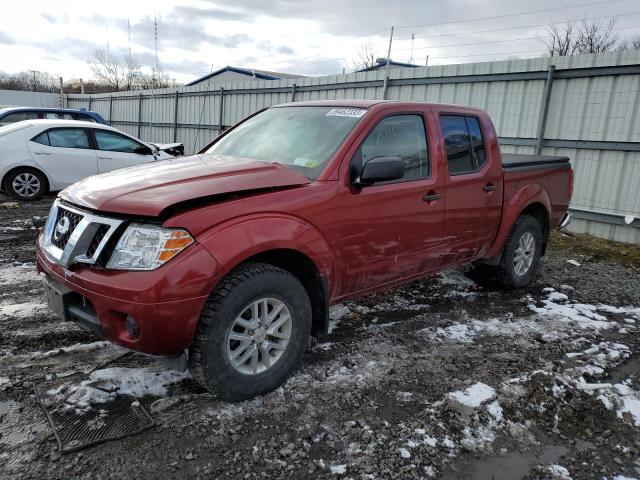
[185,66,306,86]
[356,58,420,72]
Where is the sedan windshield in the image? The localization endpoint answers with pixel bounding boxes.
[205,106,367,179]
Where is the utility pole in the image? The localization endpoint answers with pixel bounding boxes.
[59,77,64,107]
[409,33,415,64]
[425,55,429,67]
[382,26,394,100]
[80,78,84,95]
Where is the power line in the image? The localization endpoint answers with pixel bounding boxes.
[395,0,624,30]
[393,12,639,41]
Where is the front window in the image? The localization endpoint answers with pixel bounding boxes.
[205,106,366,179]
[94,130,143,153]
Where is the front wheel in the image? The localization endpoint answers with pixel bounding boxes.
[189,262,311,400]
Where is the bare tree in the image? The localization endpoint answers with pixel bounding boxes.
[89,49,176,91]
[576,17,619,54]
[619,35,640,51]
[542,17,621,57]
[350,40,380,72]
[543,21,579,57]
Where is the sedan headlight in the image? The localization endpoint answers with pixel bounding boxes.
[107,224,194,271]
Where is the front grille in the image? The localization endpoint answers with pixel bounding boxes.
[86,224,110,258]
[51,208,83,250]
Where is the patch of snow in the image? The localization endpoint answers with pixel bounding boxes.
[487,400,503,421]
[0,301,48,318]
[613,476,639,480]
[422,435,437,447]
[566,259,581,266]
[398,447,411,459]
[437,268,476,288]
[529,298,612,330]
[548,292,569,302]
[424,466,436,477]
[330,464,347,475]
[449,382,496,408]
[328,304,351,333]
[89,367,191,398]
[624,214,635,225]
[545,464,572,479]
[0,263,41,285]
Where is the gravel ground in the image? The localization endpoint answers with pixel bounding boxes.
[0,194,639,480]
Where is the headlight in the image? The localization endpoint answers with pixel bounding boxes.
[106,224,194,271]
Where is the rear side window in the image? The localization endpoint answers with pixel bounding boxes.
[466,117,486,168]
[47,129,90,149]
[441,115,473,175]
[43,112,74,120]
[32,132,50,146]
[0,111,39,125]
[441,114,486,175]
[354,114,429,181]
[76,114,97,123]
[94,130,143,153]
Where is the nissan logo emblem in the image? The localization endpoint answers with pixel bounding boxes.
[54,216,71,241]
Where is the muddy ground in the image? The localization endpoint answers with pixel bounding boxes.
[0,194,639,480]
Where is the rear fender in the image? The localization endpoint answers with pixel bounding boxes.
[197,214,335,291]
[482,184,551,260]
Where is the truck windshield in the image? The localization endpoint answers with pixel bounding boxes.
[205,106,366,179]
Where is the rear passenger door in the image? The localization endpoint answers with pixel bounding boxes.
[27,128,98,188]
[439,114,502,263]
[338,111,444,296]
[92,129,157,172]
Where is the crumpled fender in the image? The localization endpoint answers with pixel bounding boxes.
[483,183,551,260]
[196,213,336,290]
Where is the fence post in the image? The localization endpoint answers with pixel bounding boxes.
[108,95,113,126]
[87,95,92,112]
[59,77,64,107]
[173,90,179,142]
[137,93,142,138]
[218,87,224,133]
[536,64,556,155]
[291,83,297,102]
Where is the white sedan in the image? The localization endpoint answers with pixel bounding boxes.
[0,120,183,200]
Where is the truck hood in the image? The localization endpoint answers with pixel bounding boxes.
[60,154,311,217]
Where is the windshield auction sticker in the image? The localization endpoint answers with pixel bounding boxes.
[326,108,367,118]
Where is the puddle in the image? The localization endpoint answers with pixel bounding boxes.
[608,355,640,385]
[442,441,569,480]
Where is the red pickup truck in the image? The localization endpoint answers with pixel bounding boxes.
[37,100,572,400]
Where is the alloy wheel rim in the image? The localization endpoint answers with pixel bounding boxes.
[226,297,292,375]
[513,231,536,277]
[12,173,40,198]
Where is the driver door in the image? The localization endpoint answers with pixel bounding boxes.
[91,129,157,172]
[337,111,444,297]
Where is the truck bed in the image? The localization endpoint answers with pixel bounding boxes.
[502,153,571,172]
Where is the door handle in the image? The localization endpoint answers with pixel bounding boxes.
[483,183,496,192]
[423,192,442,202]
[33,151,51,155]
[97,155,113,160]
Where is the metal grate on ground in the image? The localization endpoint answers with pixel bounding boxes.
[34,371,155,453]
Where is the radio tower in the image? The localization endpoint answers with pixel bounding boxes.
[127,18,131,58]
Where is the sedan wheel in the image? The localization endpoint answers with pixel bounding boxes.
[6,169,47,201]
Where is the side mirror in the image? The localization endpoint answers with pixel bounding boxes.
[355,156,404,186]
[134,145,153,155]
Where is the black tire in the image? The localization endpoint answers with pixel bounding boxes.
[189,262,312,401]
[494,214,543,288]
[4,168,48,201]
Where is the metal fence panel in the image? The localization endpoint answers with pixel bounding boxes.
[61,50,640,244]
[0,89,58,108]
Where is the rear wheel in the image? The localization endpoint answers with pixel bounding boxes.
[495,215,543,288]
[189,262,311,400]
[4,168,47,201]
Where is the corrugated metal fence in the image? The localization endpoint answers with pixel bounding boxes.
[0,89,59,108]
[65,51,640,244]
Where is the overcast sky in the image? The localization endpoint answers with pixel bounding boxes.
[0,0,638,84]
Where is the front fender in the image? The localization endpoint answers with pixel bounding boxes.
[196,213,336,288]
[483,183,551,260]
